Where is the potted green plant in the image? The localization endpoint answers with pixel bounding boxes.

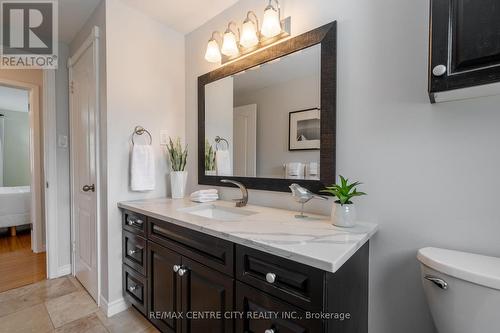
[321,175,367,227]
[204,140,216,176]
[166,137,188,199]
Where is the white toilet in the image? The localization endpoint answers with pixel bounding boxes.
[417,247,500,333]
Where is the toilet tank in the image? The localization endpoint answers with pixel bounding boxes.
[417,247,500,333]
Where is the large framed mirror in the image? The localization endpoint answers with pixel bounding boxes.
[198,21,336,193]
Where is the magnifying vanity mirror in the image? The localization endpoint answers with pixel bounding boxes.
[198,22,337,193]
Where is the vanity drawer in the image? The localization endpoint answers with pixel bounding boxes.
[236,245,325,311]
[236,281,324,333]
[123,265,147,315]
[123,210,146,237]
[148,217,234,276]
[123,230,147,275]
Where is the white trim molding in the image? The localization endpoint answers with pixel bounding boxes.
[99,296,129,317]
[43,69,59,278]
[57,264,72,277]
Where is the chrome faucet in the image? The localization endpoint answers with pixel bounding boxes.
[221,179,248,207]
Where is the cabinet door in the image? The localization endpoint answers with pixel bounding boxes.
[181,257,234,333]
[148,241,182,333]
[235,282,323,333]
[429,0,500,96]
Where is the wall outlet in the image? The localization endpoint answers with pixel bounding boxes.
[58,135,68,148]
[160,130,169,145]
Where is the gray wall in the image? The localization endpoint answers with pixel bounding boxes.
[235,75,320,178]
[185,1,500,332]
[104,0,185,305]
[55,42,71,272]
[1,109,30,186]
[206,76,233,163]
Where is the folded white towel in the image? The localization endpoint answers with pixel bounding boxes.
[131,144,155,191]
[190,189,218,196]
[190,194,219,203]
[216,150,232,176]
[285,162,304,179]
[190,194,219,200]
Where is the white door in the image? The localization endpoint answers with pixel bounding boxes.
[233,105,257,177]
[70,41,98,301]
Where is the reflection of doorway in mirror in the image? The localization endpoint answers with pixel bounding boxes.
[289,108,321,151]
[233,104,257,177]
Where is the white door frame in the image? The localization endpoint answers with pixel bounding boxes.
[68,26,101,305]
[42,69,61,278]
[0,77,43,255]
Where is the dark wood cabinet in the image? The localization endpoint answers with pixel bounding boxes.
[148,241,182,333]
[181,257,234,333]
[429,0,500,102]
[235,282,323,333]
[121,209,369,333]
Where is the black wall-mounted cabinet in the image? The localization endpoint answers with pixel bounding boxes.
[429,0,500,102]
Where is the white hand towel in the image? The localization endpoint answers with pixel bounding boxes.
[131,144,155,191]
[216,150,232,176]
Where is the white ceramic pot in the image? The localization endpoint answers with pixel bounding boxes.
[170,171,188,199]
[331,202,357,228]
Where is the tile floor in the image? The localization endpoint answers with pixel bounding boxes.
[0,276,159,333]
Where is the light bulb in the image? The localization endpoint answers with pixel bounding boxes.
[261,5,281,38]
[204,39,221,63]
[221,30,239,57]
[240,19,259,48]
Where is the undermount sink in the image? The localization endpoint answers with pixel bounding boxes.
[178,204,257,221]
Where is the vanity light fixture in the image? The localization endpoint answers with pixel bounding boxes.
[204,31,222,63]
[204,0,290,64]
[240,11,260,48]
[261,0,282,38]
[221,22,240,57]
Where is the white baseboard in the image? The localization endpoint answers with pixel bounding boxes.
[100,296,129,317]
[57,264,71,277]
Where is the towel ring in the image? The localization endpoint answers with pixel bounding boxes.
[132,126,152,145]
[215,136,229,150]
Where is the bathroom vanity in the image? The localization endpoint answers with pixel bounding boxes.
[119,198,377,333]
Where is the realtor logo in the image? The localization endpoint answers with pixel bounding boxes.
[0,0,58,68]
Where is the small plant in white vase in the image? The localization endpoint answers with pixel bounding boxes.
[321,175,366,228]
[166,137,188,199]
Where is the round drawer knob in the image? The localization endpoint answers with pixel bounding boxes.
[178,268,188,277]
[128,285,137,292]
[127,219,135,226]
[173,265,181,273]
[266,272,276,284]
[128,249,138,255]
[432,64,447,77]
[265,329,275,333]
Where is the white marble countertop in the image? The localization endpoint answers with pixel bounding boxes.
[118,198,378,274]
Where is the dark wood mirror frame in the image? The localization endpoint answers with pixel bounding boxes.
[198,21,337,194]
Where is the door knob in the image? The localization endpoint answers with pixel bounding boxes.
[178,268,189,276]
[173,265,181,273]
[82,184,95,192]
[266,273,276,284]
[264,330,275,333]
[432,64,447,77]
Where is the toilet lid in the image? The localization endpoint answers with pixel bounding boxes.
[417,247,500,290]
